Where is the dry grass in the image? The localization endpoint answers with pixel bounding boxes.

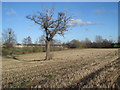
[2,48,119,88]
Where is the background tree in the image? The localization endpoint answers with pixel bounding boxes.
[83,38,92,48]
[22,36,32,46]
[95,35,104,48]
[95,35,103,43]
[27,36,32,45]
[35,35,46,52]
[36,35,45,45]
[102,39,113,48]
[26,8,71,60]
[118,36,120,44]
[2,28,17,48]
[66,39,81,48]
[51,39,61,45]
[22,38,27,45]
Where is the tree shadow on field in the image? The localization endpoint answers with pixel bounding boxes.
[4,55,20,60]
[19,58,48,63]
[4,55,47,62]
[32,59,46,62]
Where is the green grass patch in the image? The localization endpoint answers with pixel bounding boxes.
[114,45,120,48]
[46,74,53,78]
[43,74,54,78]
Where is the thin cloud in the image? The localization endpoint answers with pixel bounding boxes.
[6,8,16,15]
[68,19,99,27]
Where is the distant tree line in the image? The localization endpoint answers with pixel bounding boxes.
[2,28,120,49]
[2,28,120,56]
[64,36,119,48]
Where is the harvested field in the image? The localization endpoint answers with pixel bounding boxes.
[2,49,120,88]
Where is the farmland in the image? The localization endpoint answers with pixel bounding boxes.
[2,49,120,88]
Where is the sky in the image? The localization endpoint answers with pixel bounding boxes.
[2,2,118,43]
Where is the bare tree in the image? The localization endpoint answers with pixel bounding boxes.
[22,38,27,45]
[84,38,91,44]
[35,35,46,51]
[95,35,103,43]
[2,28,17,48]
[27,36,32,45]
[22,36,32,46]
[102,39,112,48]
[26,8,71,60]
[51,39,61,45]
[118,36,120,44]
[84,38,92,48]
[36,35,45,45]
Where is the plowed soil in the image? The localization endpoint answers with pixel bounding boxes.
[2,49,119,88]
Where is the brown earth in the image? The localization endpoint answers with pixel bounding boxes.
[2,48,120,88]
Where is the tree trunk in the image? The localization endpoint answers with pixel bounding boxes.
[45,40,51,60]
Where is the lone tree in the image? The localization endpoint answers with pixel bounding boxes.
[26,8,71,60]
[2,28,17,49]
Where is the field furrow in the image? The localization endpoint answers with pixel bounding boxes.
[2,49,119,88]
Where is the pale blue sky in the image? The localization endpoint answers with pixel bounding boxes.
[2,2,118,43]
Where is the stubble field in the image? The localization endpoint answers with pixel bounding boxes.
[2,48,120,88]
